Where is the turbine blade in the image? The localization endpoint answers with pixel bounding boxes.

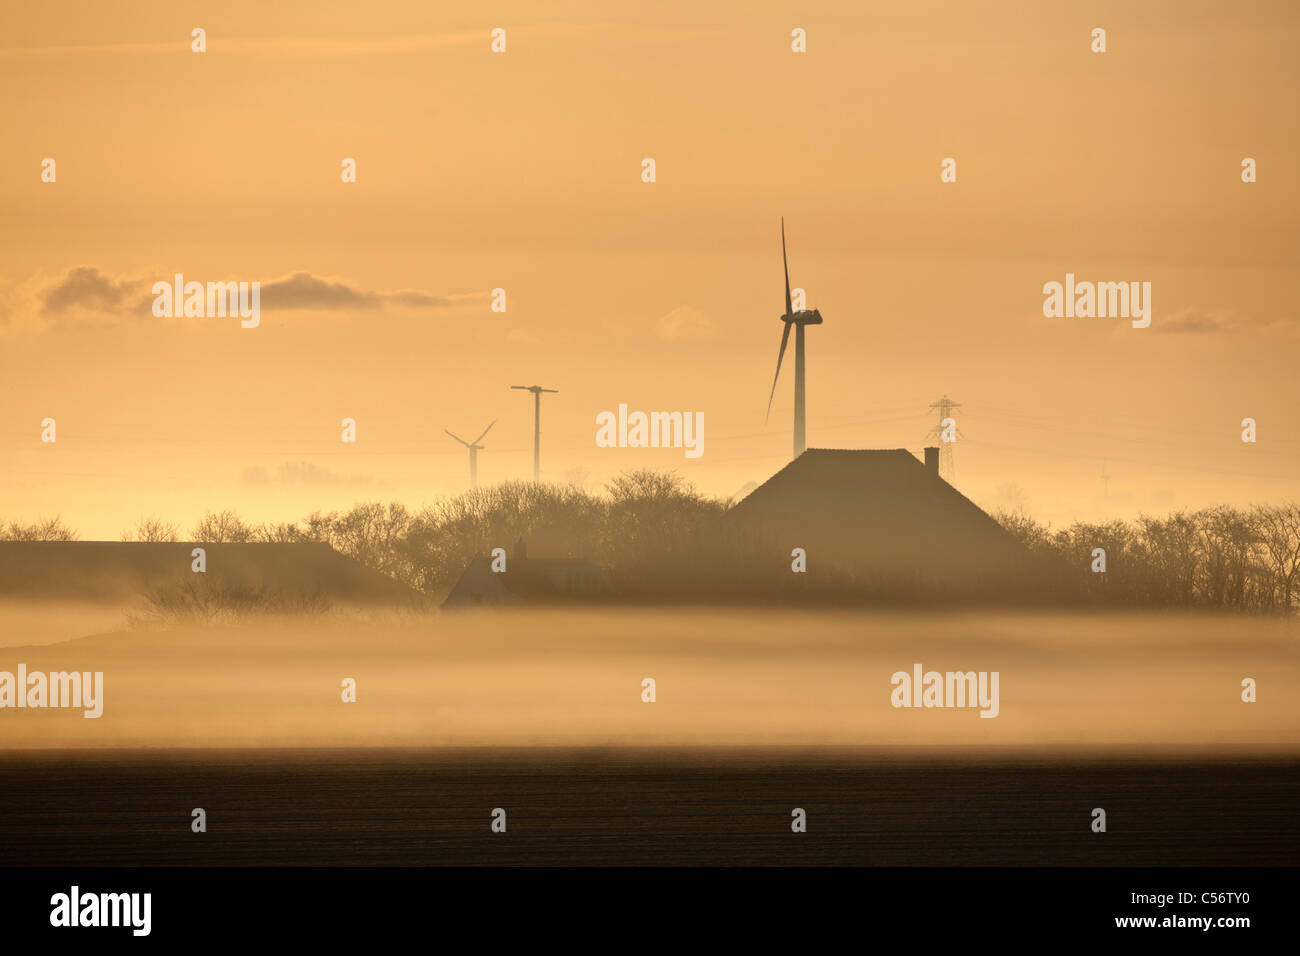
[473,420,496,444]
[445,429,470,447]
[765,321,792,423]
[782,217,792,316]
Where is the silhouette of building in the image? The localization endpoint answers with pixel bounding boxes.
[441,539,609,608]
[0,541,422,606]
[727,447,1034,597]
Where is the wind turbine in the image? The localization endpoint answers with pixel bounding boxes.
[766,217,823,460]
[445,420,495,488]
[510,385,558,481]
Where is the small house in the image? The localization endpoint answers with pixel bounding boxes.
[441,539,610,608]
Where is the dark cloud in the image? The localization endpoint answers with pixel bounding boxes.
[382,289,458,308]
[259,273,378,310]
[260,272,458,311]
[1153,311,1233,334]
[41,266,135,315]
[33,267,472,321]
[1138,310,1300,337]
[1107,309,1260,336]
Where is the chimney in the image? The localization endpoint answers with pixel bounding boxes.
[514,537,527,561]
[924,447,939,475]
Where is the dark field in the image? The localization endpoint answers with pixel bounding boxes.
[1,748,1295,866]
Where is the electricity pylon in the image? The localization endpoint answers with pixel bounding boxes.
[925,395,963,481]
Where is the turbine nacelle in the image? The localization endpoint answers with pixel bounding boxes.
[780,308,823,326]
[446,420,495,488]
[766,218,826,451]
[511,384,558,481]
[445,420,495,451]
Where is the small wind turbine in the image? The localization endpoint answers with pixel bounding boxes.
[766,217,824,460]
[510,385,558,481]
[445,420,495,488]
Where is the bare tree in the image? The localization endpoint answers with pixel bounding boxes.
[190,509,255,543]
[2,516,78,541]
[992,510,1051,554]
[122,517,180,542]
[1254,504,1300,613]
[253,521,306,543]
[330,502,414,580]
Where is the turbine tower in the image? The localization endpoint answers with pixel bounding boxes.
[445,420,495,489]
[766,217,824,460]
[510,384,558,481]
[925,395,963,481]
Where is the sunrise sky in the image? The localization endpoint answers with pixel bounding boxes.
[1,0,1297,538]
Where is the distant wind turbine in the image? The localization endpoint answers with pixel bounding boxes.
[510,385,558,481]
[766,217,824,460]
[445,420,495,488]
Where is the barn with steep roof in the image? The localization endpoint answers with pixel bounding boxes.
[726,447,1035,597]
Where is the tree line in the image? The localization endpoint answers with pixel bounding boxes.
[4,475,1298,613]
[993,505,1300,613]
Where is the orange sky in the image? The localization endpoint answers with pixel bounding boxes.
[1,0,1297,538]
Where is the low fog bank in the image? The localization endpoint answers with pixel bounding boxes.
[0,600,129,648]
[0,605,1295,752]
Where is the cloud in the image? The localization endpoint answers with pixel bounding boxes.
[259,273,378,310]
[1107,307,1300,338]
[656,305,714,342]
[40,266,135,315]
[228,272,481,312]
[1150,310,1235,335]
[241,461,375,489]
[1258,315,1300,337]
[260,272,444,311]
[3,267,482,331]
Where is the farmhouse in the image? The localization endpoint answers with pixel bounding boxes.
[0,541,421,607]
[442,540,609,608]
[727,447,1037,597]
